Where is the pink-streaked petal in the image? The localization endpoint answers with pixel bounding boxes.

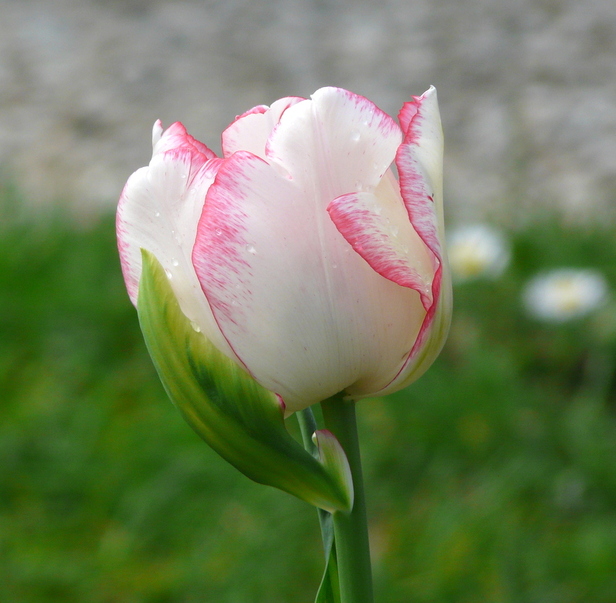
[152,120,217,161]
[192,151,424,412]
[327,170,434,309]
[234,105,269,119]
[396,86,445,266]
[221,97,304,159]
[373,262,452,398]
[397,100,419,137]
[118,121,217,300]
[117,148,219,305]
[117,134,234,359]
[265,87,403,199]
[360,86,450,397]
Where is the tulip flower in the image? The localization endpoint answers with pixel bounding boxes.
[118,85,450,603]
[117,86,451,414]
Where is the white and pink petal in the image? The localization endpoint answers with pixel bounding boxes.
[221,97,304,160]
[265,87,404,201]
[328,169,435,309]
[373,86,451,395]
[117,123,234,359]
[338,86,450,401]
[192,150,424,412]
[152,120,217,161]
[396,86,445,264]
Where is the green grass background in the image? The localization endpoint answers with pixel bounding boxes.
[1,183,616,603]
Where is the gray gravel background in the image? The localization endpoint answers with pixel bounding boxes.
[1,0,615,224]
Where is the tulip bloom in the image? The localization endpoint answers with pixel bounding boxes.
[117,86,451,414]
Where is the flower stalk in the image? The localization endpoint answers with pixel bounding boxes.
[321,395,374,603]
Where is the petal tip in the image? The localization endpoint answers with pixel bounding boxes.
[152,120,163,148]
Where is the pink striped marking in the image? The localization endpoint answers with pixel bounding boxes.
[327,190,433,309]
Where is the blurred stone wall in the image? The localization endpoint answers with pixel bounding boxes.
[1,0,615,224]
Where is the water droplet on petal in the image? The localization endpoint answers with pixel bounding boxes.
[245,245,257,255]
[190,321,201,333]
[154,211,161,218]
[164,269,173,280]
[215,228,223,236]
[172,258,179,267]
[351,130,361,142]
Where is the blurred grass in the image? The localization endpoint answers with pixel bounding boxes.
[1,183,616,603]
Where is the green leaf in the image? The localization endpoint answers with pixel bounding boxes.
[136,250,353,513]
[316,535,340,603]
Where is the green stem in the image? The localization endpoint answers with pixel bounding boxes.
[321,394,374,603]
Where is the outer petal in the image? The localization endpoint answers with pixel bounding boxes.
[192,149,424,413]
[117,122,233,358]
[221,97,304,159]
[329,87,451,400]
[379,86,452,395]
[397,86,445,263]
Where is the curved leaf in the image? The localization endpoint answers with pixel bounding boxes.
[137,249,353,513]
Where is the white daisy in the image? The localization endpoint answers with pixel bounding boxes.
[447,224,510,282]
[523,269,609,322]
